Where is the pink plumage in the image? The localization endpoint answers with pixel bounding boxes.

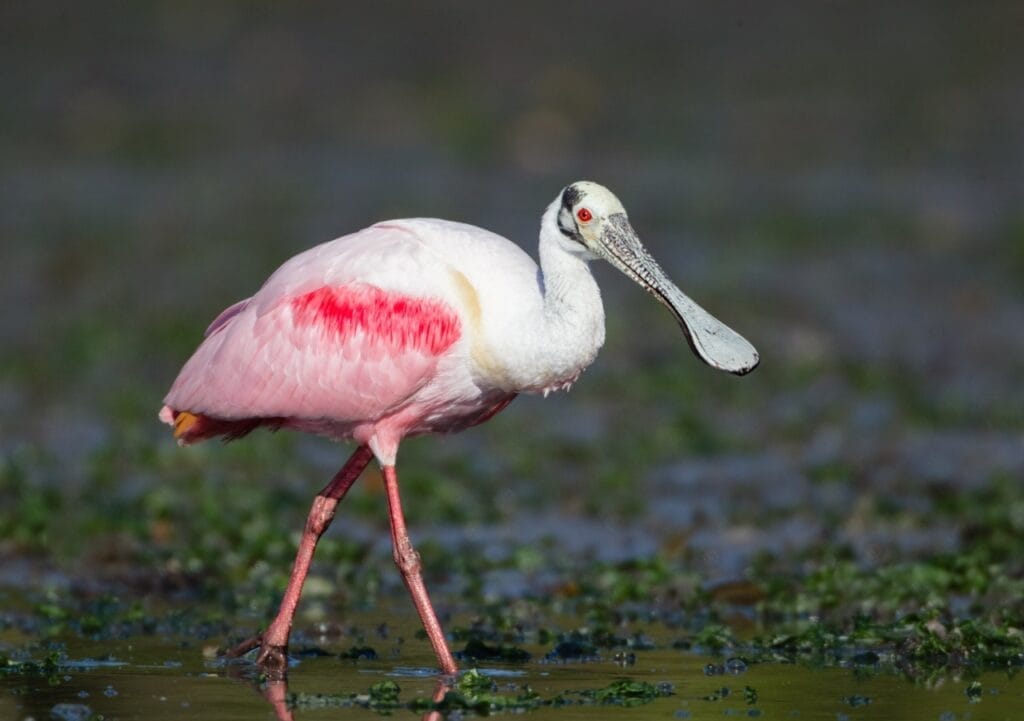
[160,220,519,457]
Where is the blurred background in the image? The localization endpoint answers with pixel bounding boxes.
[1,1,1023,615]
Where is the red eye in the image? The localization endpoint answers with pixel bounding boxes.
[576,208,593,223]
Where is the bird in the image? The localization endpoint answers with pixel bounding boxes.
[159,180,759,676]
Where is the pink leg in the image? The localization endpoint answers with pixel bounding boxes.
[225,445,373,674]
[382,465,459,675]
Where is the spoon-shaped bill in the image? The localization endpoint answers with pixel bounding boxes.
[598,214,760,376]
[654,282,760,375]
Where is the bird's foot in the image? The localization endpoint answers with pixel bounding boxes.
[255,644,289,679]
[222,634,290,679]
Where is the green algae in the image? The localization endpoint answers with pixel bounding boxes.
[287,670,673,714]
[0,652,61,680]
[456,638,532,663]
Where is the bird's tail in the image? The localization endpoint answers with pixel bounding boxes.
[159,405,272,445]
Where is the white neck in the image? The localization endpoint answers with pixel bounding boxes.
[496,202,606,393]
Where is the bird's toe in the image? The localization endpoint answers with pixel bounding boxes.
[222,634,263,659]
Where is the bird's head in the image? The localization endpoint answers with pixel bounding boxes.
[550,180,760,376]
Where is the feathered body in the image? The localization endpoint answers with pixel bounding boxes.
[161,210,605,465]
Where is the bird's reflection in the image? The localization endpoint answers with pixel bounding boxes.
[262,677,294,721]
[423,679,452,721]
[226,662,454,721]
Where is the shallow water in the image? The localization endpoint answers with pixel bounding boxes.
[3,614,1021,721]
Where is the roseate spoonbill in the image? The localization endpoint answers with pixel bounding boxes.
[159,181,758,675]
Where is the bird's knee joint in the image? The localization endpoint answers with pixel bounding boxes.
[393,540,421,576]
[305,496,337,537]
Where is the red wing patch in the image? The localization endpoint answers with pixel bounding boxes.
[289,285,461,356]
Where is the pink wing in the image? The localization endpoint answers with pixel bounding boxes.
[162,226,462,434]
[205,298,250,337]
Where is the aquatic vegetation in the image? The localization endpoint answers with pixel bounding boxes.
[0,652,61,679]
[338,645,378,660]
[456,638,531,663]
[287,670,674,714]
